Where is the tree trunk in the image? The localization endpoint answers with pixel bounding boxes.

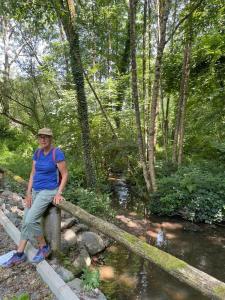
[146,0,152,159]
[52,0,96,188]
[172,21,192,165]
[177,39,192,165]
[1,16,10,116]
[148,0,171,191]
[142,0,148,150]
[114,21,130,128]
[58,20,70,83]
[129,0,152,192]
[142,0,147,110]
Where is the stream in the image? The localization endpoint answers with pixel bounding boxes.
[100,176,225,300]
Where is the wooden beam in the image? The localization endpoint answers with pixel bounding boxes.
[0,209,79,300]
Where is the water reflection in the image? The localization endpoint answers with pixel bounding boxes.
[101,244,210,300]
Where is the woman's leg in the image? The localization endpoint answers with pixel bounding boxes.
[17,240,28,252]
[23,189,58,245]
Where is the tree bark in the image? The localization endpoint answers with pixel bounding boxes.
[178,40,192,165]
[172,20,192,165]
[52,0,96,188]
[114,20,131,128]
[142,0,148,151]
[1,16,10,116]
[129,0,152,192]
[148,0,171,191]
[142,0,147,111]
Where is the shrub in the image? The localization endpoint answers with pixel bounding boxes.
[68,187,115,219]
[81,267,100,291]
[149,163,225,223]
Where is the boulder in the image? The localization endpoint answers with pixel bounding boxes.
[72,243,91,274]
[72,223,89,234]
[61,217,78,230]
[77,232,105,255]
[62,229,77,247]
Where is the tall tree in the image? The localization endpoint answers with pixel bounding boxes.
[114,20,130,129]
[172,15,192,165]
[148,0,171,191]
[129,0,152,192]
[52,0,96,187]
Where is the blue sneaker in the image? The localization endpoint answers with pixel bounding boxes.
[31,245,51,263]
[2,252,26,268]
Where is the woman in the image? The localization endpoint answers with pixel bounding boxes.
[3,128,68,267]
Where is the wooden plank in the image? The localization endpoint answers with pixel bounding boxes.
[0,209,79,300]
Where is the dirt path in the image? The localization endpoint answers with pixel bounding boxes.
[0,224,53,300]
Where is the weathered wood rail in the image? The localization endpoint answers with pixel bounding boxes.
[1,167,225,299]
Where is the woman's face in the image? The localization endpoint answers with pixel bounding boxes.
[38,135,52,149]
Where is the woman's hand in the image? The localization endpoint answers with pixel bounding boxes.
[25,194,32,208]
[53,192,64,205]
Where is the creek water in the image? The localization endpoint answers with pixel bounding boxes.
[100,176,225,300]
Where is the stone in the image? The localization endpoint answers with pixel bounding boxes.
[77,232,105,255]
[62,229,77,246]
[10,206,23,218]
[0,198,4,206]
[12,193,23,202]
[61,217,78,230]
[68,278,107,300]
[1,190,13,199]
[52,265,75,283]
[72,223,89,234]
[72,243,91,273]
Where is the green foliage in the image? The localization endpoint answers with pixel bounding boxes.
[0,132,34,179]
[81,267,100,291]
[69,188,115,219]
[149,163,225,223]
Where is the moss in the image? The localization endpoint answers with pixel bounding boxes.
[213,285,225,298]
[121,232,187,271]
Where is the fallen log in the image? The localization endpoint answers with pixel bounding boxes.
[58,200,225,300]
